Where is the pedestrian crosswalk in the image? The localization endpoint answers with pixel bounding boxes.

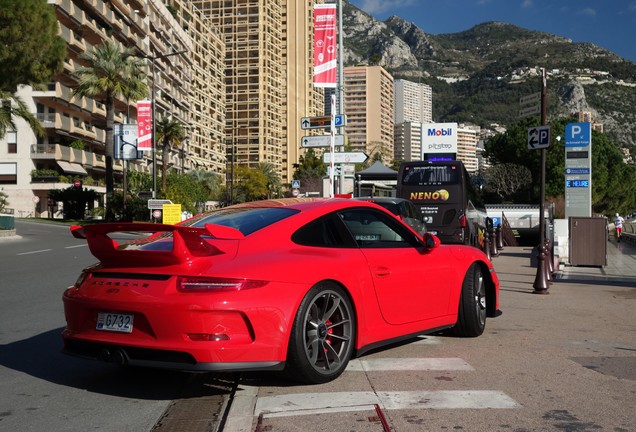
[224,338,520,431]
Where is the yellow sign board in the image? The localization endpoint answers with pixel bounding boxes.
[162,203,182,225]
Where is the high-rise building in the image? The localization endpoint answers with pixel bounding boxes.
[393,79,432,163]
[2,0,210,218]
[193,0,321,185]
[457,124,480,173]
[394,122,422,162]
[164,1,226,175]
[394,79,432,124]
[343,65,394,163]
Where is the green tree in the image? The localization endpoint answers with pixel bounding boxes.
[165,171,205,215]
[48,185,99,220]
[257,162,281,198]
[187,169,222,207]
[0,0,65,139]
[0,0,65,92]
[293,149,326,195]
[73,41,148,219]
[156,117,186,193]
[483,163,532,201]
[234,165,268,203]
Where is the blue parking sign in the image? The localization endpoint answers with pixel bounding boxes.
[565,122,591,147]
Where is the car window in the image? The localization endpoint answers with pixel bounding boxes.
[187,207,298,236]
[292,214,357,248]
[339,208,419,248]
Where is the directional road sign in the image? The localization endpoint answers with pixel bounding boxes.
[301,134,344,148]
[147,199,173,210]
[527,125,551,150]
[301,115,346,130]
[323,152,368,164]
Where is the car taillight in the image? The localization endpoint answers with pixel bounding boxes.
[74,271,90,288]
[177,276,268,292]
[459,214,467,228]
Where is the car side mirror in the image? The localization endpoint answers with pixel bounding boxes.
[424,232,440,249]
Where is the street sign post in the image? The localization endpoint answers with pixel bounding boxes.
[323,152,368,164]
[301,134,344,148]
[301,115,346,130]
[527,125,551,149]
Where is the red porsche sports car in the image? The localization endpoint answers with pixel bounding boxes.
[62,198,500,384]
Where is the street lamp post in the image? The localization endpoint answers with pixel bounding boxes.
[143,50,187,199]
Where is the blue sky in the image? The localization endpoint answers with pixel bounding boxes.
[348,0,636,62]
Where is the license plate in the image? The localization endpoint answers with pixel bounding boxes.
[96,312,134,333]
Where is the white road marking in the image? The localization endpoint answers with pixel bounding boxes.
[17,249,52,255]
[255,390,520,418]
[65,244,88,249]
[346,357,474,372]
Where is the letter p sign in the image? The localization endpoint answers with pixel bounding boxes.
[570,125,582,139]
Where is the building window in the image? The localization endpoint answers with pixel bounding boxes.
[7,130,17,154]
[0,162,17,184]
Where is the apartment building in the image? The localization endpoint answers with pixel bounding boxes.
[393,79,432,162]
[343,65,394,163]
[457,124,480,173]
[193,0,320,185]
[394,121,422,162]
[394,79,432,124]
[1,0,227,218]
[164,1,226,175]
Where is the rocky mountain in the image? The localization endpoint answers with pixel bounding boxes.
[341,1,636,153]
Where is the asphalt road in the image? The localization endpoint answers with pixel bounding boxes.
[0,221,198,432]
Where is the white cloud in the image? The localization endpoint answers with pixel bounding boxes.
[356,0,417,15]
[521,0,534,9]
[578,7,596,16]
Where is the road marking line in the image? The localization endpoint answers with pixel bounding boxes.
[65,244,88,249]
[347,357,473,372]
[255,390,520,418]
[17,249,52,255]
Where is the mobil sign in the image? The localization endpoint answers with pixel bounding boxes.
[422,122,458,157]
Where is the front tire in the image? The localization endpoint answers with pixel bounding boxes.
[453,263,487,337]
[285,282,355,384]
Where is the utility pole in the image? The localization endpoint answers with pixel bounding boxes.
[533,68,550,294]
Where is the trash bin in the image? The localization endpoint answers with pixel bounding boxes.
[0,214,15,230]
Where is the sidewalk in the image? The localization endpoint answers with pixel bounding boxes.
[557,236,636,287]
[225,242,636,431]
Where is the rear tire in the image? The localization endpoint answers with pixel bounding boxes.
[285,282,355,384]
[453,263,487,337]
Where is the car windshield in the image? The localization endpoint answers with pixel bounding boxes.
[185,207,298,236]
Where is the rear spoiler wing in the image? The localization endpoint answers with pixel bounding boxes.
[70,223,244,267]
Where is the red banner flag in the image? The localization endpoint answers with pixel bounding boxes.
[313,4,337,88]
[137,100,152,151]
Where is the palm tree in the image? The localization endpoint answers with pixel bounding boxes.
[73,41,148,219]
[0,91,44,139]
[156,117,186,192]
[257,162,282,198]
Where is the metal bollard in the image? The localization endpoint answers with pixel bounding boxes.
[496,225,504,250]
[490,226,499,257]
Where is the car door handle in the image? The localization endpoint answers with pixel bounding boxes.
[374,267,391,276]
